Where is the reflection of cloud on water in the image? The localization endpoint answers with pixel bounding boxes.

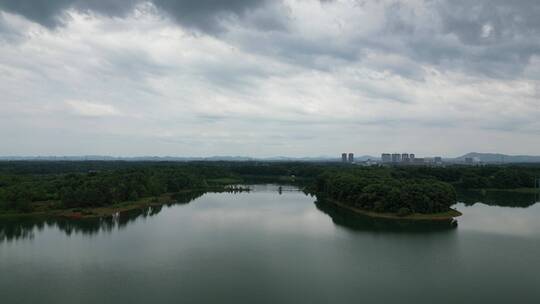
[457,190,539,208]
[456,203,540,238]
[4,187,537,244]
[188,199,336,237]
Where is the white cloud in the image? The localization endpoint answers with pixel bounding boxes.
[0,1,540,157]
[65,100,121,117]
[481,23,493,38]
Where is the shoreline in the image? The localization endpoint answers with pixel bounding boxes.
[0,186,250,220]
[0,193,179,220]
[329,199,462,221]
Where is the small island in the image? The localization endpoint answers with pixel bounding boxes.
[310,171,462,221]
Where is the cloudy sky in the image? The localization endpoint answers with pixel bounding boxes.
[1,0,539,157]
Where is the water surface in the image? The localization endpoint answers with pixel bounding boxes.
[1,185,539,303]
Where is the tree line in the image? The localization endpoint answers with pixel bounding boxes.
[389,166,540,189]
[1,161,539,214]
[0,166,213,212]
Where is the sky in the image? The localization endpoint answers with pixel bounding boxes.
[1,0,540,157]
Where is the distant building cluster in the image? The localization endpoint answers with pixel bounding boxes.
[381,153,443,166]
[341,153,354,163]
[338,152,448,166]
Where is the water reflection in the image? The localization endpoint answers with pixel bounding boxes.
[455,202,540,237]
[314,200,458,234]
[6,186,536,243]
[0,191,204,243]
[457,189,539,208]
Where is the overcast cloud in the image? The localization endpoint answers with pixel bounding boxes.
[1,0,539,157]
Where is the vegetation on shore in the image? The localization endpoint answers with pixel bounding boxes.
[310,170,458,217]
[0,161,538,219]
[389,165,540,189]
[0,162,256,217]
[0,189,229,219]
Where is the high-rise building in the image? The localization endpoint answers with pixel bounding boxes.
[391,153,401,163]
[410,154,415,161]
[348,153,354,163]
[434,156,443,164]
[402,153,410,162]
[341,153,347,163]
[381,153,392,163]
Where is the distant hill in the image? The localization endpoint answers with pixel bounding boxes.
[0,155,255,162]
[0,155,336,162]
[456,152,540,163]
[267,155,380,162]
[0,155,380,162]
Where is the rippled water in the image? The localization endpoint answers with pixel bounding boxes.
[1,185,539,303]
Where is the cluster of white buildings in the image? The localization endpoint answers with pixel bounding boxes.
[337,152,446,166]
[381,153,443,166]
[336,151,490,166]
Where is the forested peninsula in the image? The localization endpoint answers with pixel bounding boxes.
[311,171,460,220]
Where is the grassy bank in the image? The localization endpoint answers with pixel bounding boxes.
[330,199,462,221]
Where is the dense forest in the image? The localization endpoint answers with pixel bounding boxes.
[312,170,456,215]
[0,161,539,215]
[310,165,540,215]
[0,161,324,214]
[389,166,540,189]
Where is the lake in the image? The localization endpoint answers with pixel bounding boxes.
[1,184,539,303]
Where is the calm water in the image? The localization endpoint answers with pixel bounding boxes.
[1,185,539,304]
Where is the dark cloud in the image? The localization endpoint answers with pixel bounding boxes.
[220,0,540,79]
[352,0,540,79]
[153,0,271,33]
[0,0,143,27]
[0,0,271,32]
[436,0,540,45]
[431,0,540,77]
[2,0,540,80]
[0,0,73,27]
